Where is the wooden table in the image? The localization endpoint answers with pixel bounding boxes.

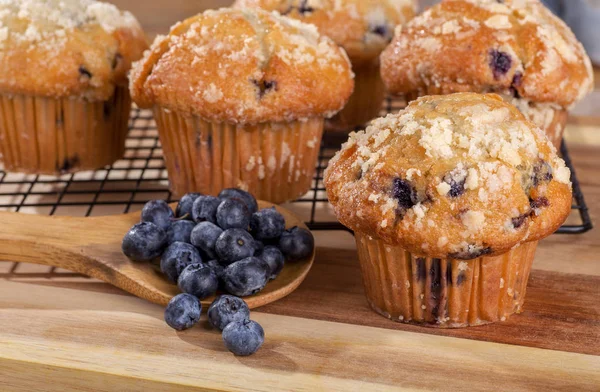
[1,2,600,391]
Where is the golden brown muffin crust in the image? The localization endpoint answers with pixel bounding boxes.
[381,0,594,109]
[0,0,148,101]
[130,8,354,124]
[324,93,572,259]
[234,0,416,62]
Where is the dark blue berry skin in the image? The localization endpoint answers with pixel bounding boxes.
[392,178,417,210]
[216,198,251,230]
[207,295,250,331]
[160,242,203,283]
[250,207,285,240]
[164,293,201,331]
[489,49,512,79]
[190,221,223,259]
[258,246,285,280]
[176,193,202,220]
[253,240,265,256]
[278,227,314,261]
[178,264,219,300]
[191,195,221,224]
[122,222,167,262]
[221,257,269,297]
[215,229,255,265]
[167,220,195,244]
[218,188,258,215]
[141,200,174,231]
[222,320,264,356]
[206,259,225,279]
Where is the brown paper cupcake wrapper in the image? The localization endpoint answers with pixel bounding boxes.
[325,59,386,132]
[154,107,324,203]
[540,108,567,150]
[0,86,130,175]
[355,232,538,328]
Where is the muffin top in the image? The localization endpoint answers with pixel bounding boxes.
[381,0,594,109]
[234,0,416,62]
[0,0,147,100]
[130,8,354,125]
[324,93,572,260]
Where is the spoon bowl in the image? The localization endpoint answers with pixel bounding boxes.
[0,201,314,308]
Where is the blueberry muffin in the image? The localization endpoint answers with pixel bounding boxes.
[234,0,417,131]
[130,8,354,202]
[324,93,572,327]
[0,0,147,174]
[381,0,594,148]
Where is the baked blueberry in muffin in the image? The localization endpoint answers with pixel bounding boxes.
[381,0,594,148]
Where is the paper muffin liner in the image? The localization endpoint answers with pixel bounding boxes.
[154,106,324,203]
[540,108,567,150]
[325,58,386,132]
[0,86,131,175]
[355,232,538,328]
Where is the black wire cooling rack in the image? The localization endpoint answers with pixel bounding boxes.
[0,97,592,235]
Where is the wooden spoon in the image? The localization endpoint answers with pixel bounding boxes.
[0,201,314,308]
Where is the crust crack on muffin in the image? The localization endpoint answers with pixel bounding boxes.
[325,93,572,260]
[380,0,594,147]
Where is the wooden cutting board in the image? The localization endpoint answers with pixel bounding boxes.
[1,139,599,392]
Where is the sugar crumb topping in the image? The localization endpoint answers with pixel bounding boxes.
[325,93,572,258]
[0,0,140,47]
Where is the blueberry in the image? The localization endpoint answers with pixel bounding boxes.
[257,246,285,280]
[218,188,258,215]
[278,227,314,261]
[443,170,466,198]
[190,221,223,259]
[216,198,251,230]
[167,220,195,244]
[392,178,417,210]
[191,195,221,223]
[250,207,285,240]
[511,214,528,229]
[141,200,174,230]
[164,293,201,331]
[122,222,167,262]
[206,259,225,279]
[489,49,512,79]
[176,193,202,220]
[253,240,265,256]
[449,246,492,260]
[532,160,553,187]
[178,264,219,300]
[252,79,277,99]
[160,242,203,283]
[222,320,264,356]
[215,229,255,265]
[530,197,550,209]
[207,295,250,331]
[221,257,270,297]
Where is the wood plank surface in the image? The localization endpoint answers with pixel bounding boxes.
[1,280,599,392]
[0,1,598,390]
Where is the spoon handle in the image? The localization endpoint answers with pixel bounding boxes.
[0,211,129,269]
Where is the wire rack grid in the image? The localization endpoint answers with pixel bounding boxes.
[0,97,592,234]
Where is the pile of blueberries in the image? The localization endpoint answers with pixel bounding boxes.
[121,188,314,355]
